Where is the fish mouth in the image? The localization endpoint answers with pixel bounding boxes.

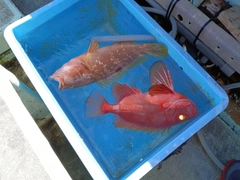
[50,60,90,90]
[50,74,57,80]
[50,75,65,90]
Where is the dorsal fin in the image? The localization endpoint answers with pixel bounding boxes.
[113,83,141,102]
[87,41,99,53]
[149,61,174,90]
[85,41,99,69]
[148,84,174,96]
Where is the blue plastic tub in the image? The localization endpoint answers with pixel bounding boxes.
[4,0,228,179]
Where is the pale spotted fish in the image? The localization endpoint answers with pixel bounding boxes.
[50,41,168,89]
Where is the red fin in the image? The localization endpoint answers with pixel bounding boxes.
[150,61,174,90]
[148,84,174,96]
[114,116,161,132]
[85,89,107,117]
[161,128,171,135]
[114,117,136,129]
[113,83,141,102]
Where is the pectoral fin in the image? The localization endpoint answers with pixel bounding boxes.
[161,128,171,135]
[114,116,160,133]
[150,61,174,90]
[127,54,148,69]
[97,55,148,87]
[148,84,174,96]
[97,69,125,88]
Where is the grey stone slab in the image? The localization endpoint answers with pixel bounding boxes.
[201,116,240,164]
[0,95,51,180]
[0,0,22,54]
[142,117,240,180]
[11,0,52,15]
[0,0,14,25]
[0,65,71,180]
[142,135,221,180]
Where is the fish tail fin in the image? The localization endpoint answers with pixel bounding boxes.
[85,89,108,118]
[144,44,168,58]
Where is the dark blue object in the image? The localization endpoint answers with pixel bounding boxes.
[221,160,240,180]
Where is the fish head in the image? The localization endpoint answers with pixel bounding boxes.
[164,97,199,125]
[50,58,94,89]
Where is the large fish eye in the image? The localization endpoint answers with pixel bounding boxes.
[178,114,185,121]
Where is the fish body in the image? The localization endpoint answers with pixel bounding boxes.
[85,61,199,131]
[50,41,168,89]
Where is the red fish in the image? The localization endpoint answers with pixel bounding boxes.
[85,61,199,131]
[50,41,168,89]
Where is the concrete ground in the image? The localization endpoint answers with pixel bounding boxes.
[0,64,72,180]
[1,0,240,180]
[0,95,51,180]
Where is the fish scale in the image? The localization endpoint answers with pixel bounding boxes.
[85,61,199,132]
[50,41,168,89]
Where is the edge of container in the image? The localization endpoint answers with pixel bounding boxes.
[121,0,229,179]
[4,0,229,179]
[3,3,109,180]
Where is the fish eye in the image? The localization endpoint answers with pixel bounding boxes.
[179,114,185,121]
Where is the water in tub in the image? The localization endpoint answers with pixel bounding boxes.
[20,34,208,177]
[50,41,168,89]
[20,35,209,177]
[17,1,211,177]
